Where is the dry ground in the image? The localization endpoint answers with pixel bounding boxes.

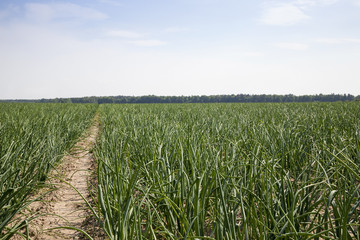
[14,114,102,239]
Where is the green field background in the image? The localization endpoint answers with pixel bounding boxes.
[95,102,360,239]
[1,102,360,239]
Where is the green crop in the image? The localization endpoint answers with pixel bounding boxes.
[2,102,359,239]
[0,103,97,239]
[95,102,360,239]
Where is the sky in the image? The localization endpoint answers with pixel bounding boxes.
[0,0,360,99]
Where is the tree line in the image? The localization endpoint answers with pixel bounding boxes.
[2,94,359,104]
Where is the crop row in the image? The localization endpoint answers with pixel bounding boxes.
[95,102,360,239]
[1,102,359,239]
[0,103,97,239]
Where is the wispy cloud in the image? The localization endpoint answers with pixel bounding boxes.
[259,3,310,26]
[25,3,108,22]
[0,10,9,20]
[0,4,19,20]
[316,38,360,44]
[295,0,338,7]
[164,27,190,33]
[97,0,123,7]
[353,0,360,6]
[276,42,309,50]
[128,40,167,47]
[106,30,144,38]
[243,52,264,57]
[106,30,167,47]
[259,0,339,26]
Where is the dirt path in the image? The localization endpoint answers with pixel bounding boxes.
[23,114,100,239]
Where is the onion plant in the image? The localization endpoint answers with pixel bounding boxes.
[95,102,360,240]
[0,103,97,239]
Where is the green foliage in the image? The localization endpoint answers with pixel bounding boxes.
[95,102,360,239]
[1,93,357,104]
[0,103,97,238]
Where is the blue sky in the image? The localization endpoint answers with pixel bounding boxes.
[0,0,359,99]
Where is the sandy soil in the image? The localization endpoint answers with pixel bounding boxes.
[16,114,101,239]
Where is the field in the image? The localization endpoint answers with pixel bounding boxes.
[0,103,97,239]
[1,102,360,239]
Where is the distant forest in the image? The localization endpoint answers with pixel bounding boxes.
[2,94,359,104]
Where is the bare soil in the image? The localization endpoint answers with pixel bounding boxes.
[16,114,101,239]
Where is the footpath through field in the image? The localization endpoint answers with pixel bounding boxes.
[20,114,100,239]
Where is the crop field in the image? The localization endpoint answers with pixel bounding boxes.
[0,103,97,239]
[1,102,360,239]
[95,102,360,239]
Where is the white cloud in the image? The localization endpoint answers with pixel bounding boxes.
[353,0,360,6]
[316,38,342,44]
[106,30,144,38]
[164,27,190,33]
[25,3,107,22]
[276,42,309,50]
[105,30,167,47]
[97,0,123,7]
[127,40,168,47]
[1,22,359,99]
[0,5,19,20]
[316,38,360,44]
[345,38,360,43]
[243,52,264,57]
[0,10,9,20]
[259,3,310,26]
[259,0,339,26]
[295,0,338,7]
